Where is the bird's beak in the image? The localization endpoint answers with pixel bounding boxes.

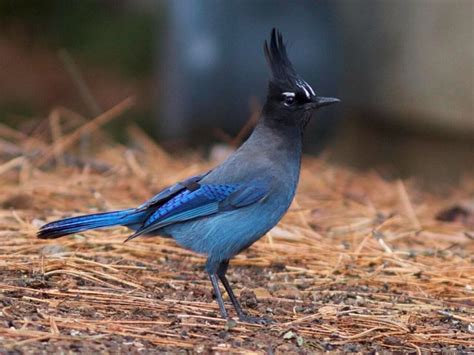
[311,96,340,109]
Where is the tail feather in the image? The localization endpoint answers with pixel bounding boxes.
[37,209,140,239]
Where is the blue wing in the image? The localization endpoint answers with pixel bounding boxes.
[125,180,270,241]
[134,172,210,213]
[221,181,270,209]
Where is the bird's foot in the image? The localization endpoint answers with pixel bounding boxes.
[238,314,274,325]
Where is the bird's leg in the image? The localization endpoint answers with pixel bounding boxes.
[216,260,244,315]
[208,273,229,319]
[206,260,228,319]
[217,260,272,325]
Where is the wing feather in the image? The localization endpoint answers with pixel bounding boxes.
[125,181,271,241]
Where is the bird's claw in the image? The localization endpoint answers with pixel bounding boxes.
[238,314,274,325]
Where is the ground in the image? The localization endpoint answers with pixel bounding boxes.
[0,109,473,353]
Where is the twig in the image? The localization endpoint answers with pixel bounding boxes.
[396,179,421,229]
[35,97,134,167]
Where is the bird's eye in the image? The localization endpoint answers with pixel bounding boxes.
[282,93,296,107]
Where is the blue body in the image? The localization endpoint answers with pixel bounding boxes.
[162,123,302,264]
[38,122,303,266]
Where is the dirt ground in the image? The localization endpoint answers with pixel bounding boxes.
[0,109,473,353]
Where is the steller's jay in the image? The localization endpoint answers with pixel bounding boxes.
[37,29,339,324]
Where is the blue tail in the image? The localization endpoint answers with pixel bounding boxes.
[37,209,141,239]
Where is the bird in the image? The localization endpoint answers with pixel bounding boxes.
[37,28,340,324]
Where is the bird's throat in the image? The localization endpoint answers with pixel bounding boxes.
[244,117,303,160]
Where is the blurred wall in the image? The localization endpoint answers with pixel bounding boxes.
[338,0,473,135]
[157,0,342,150]
[0,0,472,183]
[331,0,473,182]
[0,0,156,134]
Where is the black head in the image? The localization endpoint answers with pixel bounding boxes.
[263,29,339,128]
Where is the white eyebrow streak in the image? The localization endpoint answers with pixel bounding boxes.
[304,81,316,96]
[282,92,295,97]
[296,82,310,98]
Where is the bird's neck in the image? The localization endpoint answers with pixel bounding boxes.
[243,116,303,159]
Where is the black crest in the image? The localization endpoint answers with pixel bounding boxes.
[264,29,299,85]
[264,28,317,101]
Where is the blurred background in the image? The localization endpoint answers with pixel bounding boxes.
[0,0,472,184]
